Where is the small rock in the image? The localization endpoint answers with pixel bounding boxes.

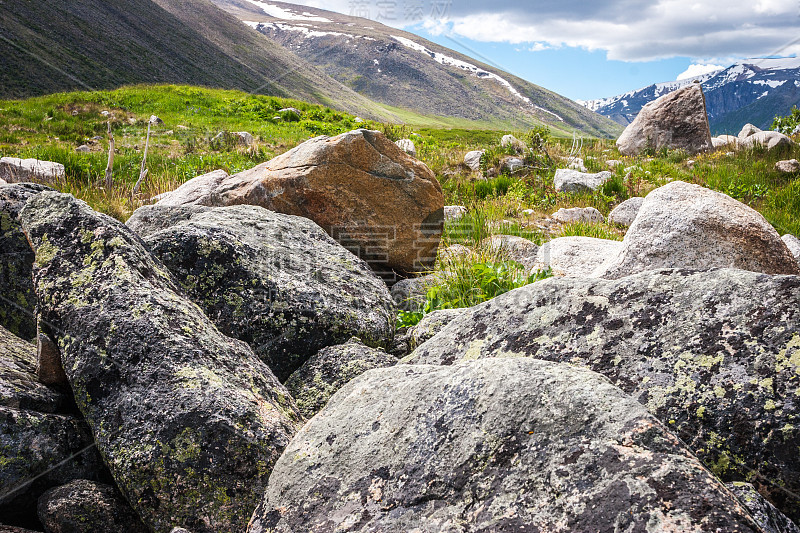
[36,331,66,386]
[482,235,539,269]
[738,123,762,139]
[394,138,416,157]
[500,134,527,153]
[552,206,604,224]
[783,234,800,262]
[608,196,644,227]
[148,115,163,125]
[1,325,64,413]
[0,158,65,184]
[567,157,587,172]
[605,159,622,169]
[390,274,440,312]
[100,111,110,116]
[712,135,738,148]
[463,150,484,171]
[554,169,612,193]
[775,159,800,173]
[75,145,90,153]
[176,125,189,130]
[443,205,466,222]
[38,480,148,533]
[501,156,524,172]
[521,209,535,216]
[740,131,794,151]
[153,169,229,206]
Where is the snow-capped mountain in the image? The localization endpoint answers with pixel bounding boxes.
[580,58,800,134]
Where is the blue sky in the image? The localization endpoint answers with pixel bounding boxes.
[290,0,800,102]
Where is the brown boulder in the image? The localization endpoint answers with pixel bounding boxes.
[197,129,443,277]
[617,83,713,156]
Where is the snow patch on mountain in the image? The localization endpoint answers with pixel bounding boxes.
[244,0,332,22]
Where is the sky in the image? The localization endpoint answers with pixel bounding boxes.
[279,0,800,101]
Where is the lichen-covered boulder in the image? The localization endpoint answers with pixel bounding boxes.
[608,196,644,227]
[285,338,396,418]
[617,83,713,156]
[727,483,800,533]
[249,359,762,533]
[20,192,303,533]
[595,181,800,278]
[0,183,52,340]
[128,204,395,382]
[184,129,444,277]
[1,326,63,413]
[535,236,622,277]
[0,407,108,527]
[406,269,800,519]
[38,480,148,533]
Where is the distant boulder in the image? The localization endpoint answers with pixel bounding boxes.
[738,123,762,139]
[554,169,612,193]
[482,235,539,270]
[443,205,466,222]
[211,131,254,147]
[776,159,800,173]
[153,169,229,206]
[552,206,604,224]
[783,234,800,262]
[500,156,524,172]
[463,150,484,171]
[739,131,794,151]
[0,158,64,184]
[712,135,738,149]
[607,196,644,226]
[394,138,416,157]
[567,157,587,172]
[616,83,713,156]
[500,134,527,153]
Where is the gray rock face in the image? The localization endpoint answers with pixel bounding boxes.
[608,196,645,226]
[0,183,52,340]
[249,359,762,533]
[776,159,800,173]
[783,234,800,262]
[463,150,484,171]
[535,236,623,277]
[552,206,604,223]
[739,123,762,139]
[482,234,539,269]
[727,483,800,533]
[285,338,396,419]
[0,158,64,184]
[391,274,439,312]
[406,268,800,519]
[739,131,795,151]
[553,169,612,193]
[153,169,228,206]
[594,181,800,279]
[128,204,395,382]
[407,308,467,349]
[616,83,713,156]
[394,138,416,157]
[20,192,303,533]
[38,480,148,533]
[1,326,63,413]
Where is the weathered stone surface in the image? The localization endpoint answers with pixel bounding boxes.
[38,480,148,533]
[463,150,484,171]
[0,326,63,413]
[407,308,467,349]
[193,129,444,277]
[394,139,416,157]
[35,332,66,387]
[712,135,739,149]
[153,170,229,206]
[552,206,604,223]
[535,236,622,277]
[390,273,440,312]
[0,525,41,532]
[595,181,800,279]
[0,406,108,527]
[739,123,762,139]
[617,83,713,156]
[406,268,800,519]
[740,131,794,151]
[128,204,395,382]
[482,234,539,269]
[443,205,466,222]
[285,338,396,419]
[212,131,253,147]
[783,234,800,262]
[727,483,800,533]
[776,159,800,173]
[608,196,645,226]
[554,169,612,193]
[0,183,52,340]
[0,159,64,184]
[500,156,524,173]
[20,192,303,533]
[249,359,762,533]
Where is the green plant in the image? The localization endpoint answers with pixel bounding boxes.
[772,106,800,135]
[558,221,624,241]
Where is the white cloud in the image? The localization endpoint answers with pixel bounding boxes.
[676,63,725,80]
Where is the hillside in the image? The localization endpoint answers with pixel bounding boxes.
[580,58,800,134]
[0,0,399,121]
[210,0,623,138]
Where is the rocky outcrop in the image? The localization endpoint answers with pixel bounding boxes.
[727,483,800,533]
[535,236,622,277]
[128,205,395,382]
[463,150,484,171]
[608,196,644,226]
[0,183,52,340]
[249,359,763,532]
[594,181,800,279]
[406,268,800,519]
[153,169,228,206]
[38,480,149,533]
[616,83,713,156]
[20,192,303,533]
[0,158,64,184]
[553,169,612,193]
[170,129,444,277]
[740,131,794,151]
[285,338,396,419]
[552,206,604,223]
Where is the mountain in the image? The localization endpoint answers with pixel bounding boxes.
[209,0,623,137]
[579,58,800,135]
[0,0,398,120]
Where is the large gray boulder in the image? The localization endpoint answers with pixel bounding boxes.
[608,196,645,226]
[38,480,148,533]
[0,158,64,184]
[554,169,612,193]
[594,181,800,278]
[535,236,623,277]
[285,338,396,419]
[153,169,228,206]
[20,193,303,533]
[249,359,763,532]
[617,83,713,156]
[739,123,763,139]
[128,205,395,382]
[406,268,800,519]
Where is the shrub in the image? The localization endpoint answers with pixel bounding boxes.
[772,106,800,135]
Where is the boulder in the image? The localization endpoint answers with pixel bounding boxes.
[713,134,739,148]
[567,157,587,172]
[500,134,526,153]
[739,123,762,139]
[554,169,612,193]
[20,192,303,533]
[727,483,800,533]
[0,158,65,184]
[775,159,800,173]
[463,150,484,171]
[740,131,794,151]
[535,236,622,277]
[128,205,395,382]
[75,145,91,153]
[0,184,52,340]
[783,234,800,262]
[406,268,800,519]
[607,196,644,226]
[616,83,713,156]
[390,273,439,312]
[249,359,763,533]
[153,170,229,206]
[211,131,253,146]
[186,129,444,277]
[1,326,64,413]
[285,338,396,419]
[394,138,416,157]
[552,206,604,223]
[38,480,149,533]
[594,181,800,279]
[500,156,524,173]
[443,205,466,223]
[481,235,539,269]
[407,308,467,349]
